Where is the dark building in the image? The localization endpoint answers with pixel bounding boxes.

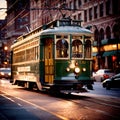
[6,0,30,49]
[30,0,120,71]
[3,0,120,71]
[0,19,7,67]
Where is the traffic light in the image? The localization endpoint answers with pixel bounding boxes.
[112,56,117,62]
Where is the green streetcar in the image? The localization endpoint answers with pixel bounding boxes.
[11,18,94,94]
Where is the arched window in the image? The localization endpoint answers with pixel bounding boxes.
[106,26,111,39]
[56,39,68,58]
[94,29,99,41]
[112,24,120,39]
[85,40,91,58]
[99,28,104,41]
[72,39,83,58]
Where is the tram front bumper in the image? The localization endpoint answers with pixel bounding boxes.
[53,80,93,92]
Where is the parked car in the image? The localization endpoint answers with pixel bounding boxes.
[92,69,115,82]
[0,68,11,79]
[102,73,120,90]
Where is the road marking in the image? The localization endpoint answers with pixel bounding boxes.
[17,103,22,106]
[1,94,15,103]
[1,91,69,120]
[16,97,69,120]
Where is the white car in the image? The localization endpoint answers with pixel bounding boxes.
[92,69,115,82]
[0,68,11,79]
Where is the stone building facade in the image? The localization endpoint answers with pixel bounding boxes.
[30,0,120,71]
[5,0,30,49]
[81,0,120,71]
[3,0,120,71]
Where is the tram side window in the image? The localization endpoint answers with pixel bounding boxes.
[13,51,25,63]
[56,39,68,58]
[26,47,36,61]
[72,39,83,58]
[85,40,91,58]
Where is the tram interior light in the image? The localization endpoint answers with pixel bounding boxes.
[66,67,70,72]
[61,50,64,56]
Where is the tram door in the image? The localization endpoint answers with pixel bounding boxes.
[44,38,54,84]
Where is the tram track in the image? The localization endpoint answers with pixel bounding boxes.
[61,94,120,120]
[71,95,120,109]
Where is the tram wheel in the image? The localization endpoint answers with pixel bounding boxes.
[49,87,61,96]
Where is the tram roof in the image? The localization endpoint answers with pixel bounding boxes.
[40,26,93,36]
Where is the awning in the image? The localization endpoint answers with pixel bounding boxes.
[92,51,120,57]
[102,51,117,56]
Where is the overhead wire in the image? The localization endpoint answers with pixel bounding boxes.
[1,0,82,31]
[1,0,53,31]
[1,0,29,31]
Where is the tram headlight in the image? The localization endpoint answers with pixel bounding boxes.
[82,68,86,72]
[66,67,70,72]
[74,67,80,74]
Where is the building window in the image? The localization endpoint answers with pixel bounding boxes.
[106,26,111,39]
[78,0,82,7]
[89,8,92,20]
[69,1,73,9]
[94,6,98,19]
[74,0,77,10]
[84,0,87,3]
[100,3,104,17]
[112,24,120,38]
[94,29,99,41]
[112,0,119,15]
[100,28,104,40]
[78,13,81,20]
[73,15,76,20]
[106,0,111,15]
[84,10,87,22]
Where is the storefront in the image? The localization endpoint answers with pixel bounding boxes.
[92,39,120,72]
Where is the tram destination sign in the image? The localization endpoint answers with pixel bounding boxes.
[58,18,82,27]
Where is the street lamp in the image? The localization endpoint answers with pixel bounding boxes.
[3,45,8,67]
[4,46,8,51]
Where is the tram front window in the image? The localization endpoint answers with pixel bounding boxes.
[72,39,83,58]
[56,39,68,58]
